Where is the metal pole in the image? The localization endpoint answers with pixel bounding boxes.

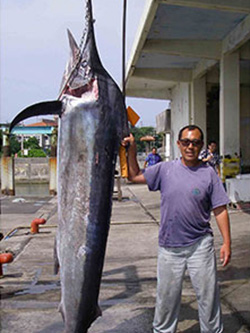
[122,0,127,100]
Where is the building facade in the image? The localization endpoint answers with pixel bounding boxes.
[126,0,250,176]
[11,118,57,152]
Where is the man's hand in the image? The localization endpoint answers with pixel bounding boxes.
[122,133,135,150]
[202,154,213,162]
[213,205,231,267]
[207,154,213,161]
[220,243,231,267]
[121,134,146,184]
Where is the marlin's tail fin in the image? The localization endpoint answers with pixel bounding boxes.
[9,101,63,133]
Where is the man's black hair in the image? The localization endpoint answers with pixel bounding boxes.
[178,125,204,141]
[208,140,217,145]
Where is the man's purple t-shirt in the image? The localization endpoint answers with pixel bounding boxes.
[144,158,230,248]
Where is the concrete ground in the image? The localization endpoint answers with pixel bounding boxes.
[0,183,250,333]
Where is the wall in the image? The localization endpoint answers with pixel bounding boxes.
[170,83,190,159]
[14,158,49,183]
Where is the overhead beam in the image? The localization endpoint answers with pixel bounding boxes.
[223,14,250,55]
[193,59,218,79]
[159,0,250,14]
[126,88,172,100]
[126,0,158,81]
[143,39,222,60]
[133,68,192,82]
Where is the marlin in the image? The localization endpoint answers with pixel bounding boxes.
[10,1,128,332]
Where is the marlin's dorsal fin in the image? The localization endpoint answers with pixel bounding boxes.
[9,100,62,133]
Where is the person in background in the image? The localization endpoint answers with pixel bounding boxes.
[122,125,231,333]
[144,147,162,168]
[200,140,221,176]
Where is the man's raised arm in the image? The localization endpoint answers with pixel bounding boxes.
[122,134,147,184]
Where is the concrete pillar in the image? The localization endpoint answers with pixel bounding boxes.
[171,83,190,159]
[21,135,24,152]
[49,157,57,195]
[190,76,207,144]
[39,134,43,147]
[219,52,240,157]
[49,128,57,195]
[165,133,171,161]
[1,131,15,195]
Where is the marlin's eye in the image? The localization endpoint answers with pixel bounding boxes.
[82,60,87,68]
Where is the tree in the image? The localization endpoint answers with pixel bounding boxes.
[23,136,40,149]
[130,126,162,152]
[10,135,21,155]
[17,148,47,157]
[27,149,47,157]
[0,129,2,151]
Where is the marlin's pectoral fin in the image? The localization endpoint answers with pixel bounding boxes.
[9,100,63,133]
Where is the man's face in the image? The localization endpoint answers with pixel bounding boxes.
[177,128,203,166]
[208,142,217,153]
[152,148,157,155]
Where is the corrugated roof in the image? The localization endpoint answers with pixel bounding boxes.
[26,118,58,127]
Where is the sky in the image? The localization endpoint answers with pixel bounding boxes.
[0,0,169,127]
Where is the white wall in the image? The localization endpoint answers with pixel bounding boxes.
[190,76,207,144]
[170,83,190,159]
[220,52,240,158]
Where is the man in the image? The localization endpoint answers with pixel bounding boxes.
[144,147,162,168]
[123,125,231,333]
[200,140,221,176]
